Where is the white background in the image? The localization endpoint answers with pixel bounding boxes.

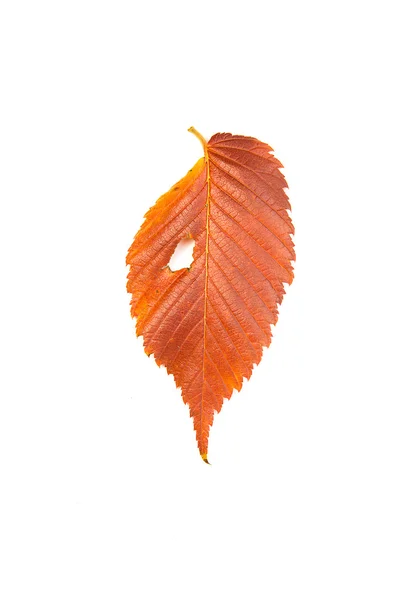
[1,1,399,598]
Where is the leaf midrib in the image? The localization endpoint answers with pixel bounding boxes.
[200,142,211,460]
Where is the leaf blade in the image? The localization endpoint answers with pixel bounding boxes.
[126,130,295,462]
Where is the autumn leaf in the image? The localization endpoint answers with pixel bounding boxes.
[126,128,295,463]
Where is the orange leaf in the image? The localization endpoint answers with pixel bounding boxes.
[126,128,295,463]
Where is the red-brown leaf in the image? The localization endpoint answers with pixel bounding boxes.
[126,128,295,462]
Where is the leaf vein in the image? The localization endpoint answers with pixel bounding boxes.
[157,295,204,362]
[145,265,204,340]
[209,233,276,319]
[211,217,282,293]
[209,156,292,230]
[132,181,207,254]
[207,299,250,377]
[211,195,292,278]
[138,248,205,332]
[208,279,259,356]
[210,175,293,256]
[209,254,269,342]
[206,324,241,388]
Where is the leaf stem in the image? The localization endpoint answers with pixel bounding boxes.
[188,126,208,151]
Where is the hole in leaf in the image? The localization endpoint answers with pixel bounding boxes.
[168,238,195,271]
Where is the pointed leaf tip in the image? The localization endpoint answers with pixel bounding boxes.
[201,453,211,465]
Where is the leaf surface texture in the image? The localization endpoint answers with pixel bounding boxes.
[126,129,295,462]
